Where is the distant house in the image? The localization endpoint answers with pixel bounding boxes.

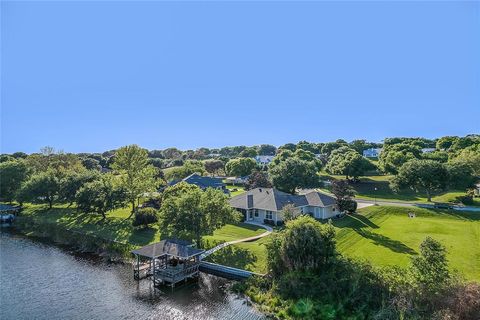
[229,188,338,225]
[224,176,249,185]
[421,148,436,153]
[169,173,229,193]
[362,148,382,158]
[254,155,275,165]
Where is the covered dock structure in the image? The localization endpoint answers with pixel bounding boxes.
[131,239,205,288]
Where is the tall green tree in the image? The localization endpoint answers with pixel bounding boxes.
[410,237,451,297]
[390,159,449,201]
[325,147,373,180]
[204,159,225,176]
[16,170,60,208]
[165,160,206,181]
[225,157,257,177]
[76,174,127,219]
[244,170,272,190]
[59,170,100,205]
[269,157,319,194]
[160,186,241,247]
[266,215,336,275]
[0,159,30,202]
[379,143,422,174]
[112,145,157,216]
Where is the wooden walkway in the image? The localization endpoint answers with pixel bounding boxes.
[199,222,272,260]
[200,261,262,280]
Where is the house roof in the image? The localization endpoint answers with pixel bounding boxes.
[229,188,335,212]
[131,239,204,259]
[170,173,225,189]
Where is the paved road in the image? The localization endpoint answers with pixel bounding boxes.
[356,198,480,211]
[200,222,273,260]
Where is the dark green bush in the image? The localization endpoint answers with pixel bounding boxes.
[132,207,159,227]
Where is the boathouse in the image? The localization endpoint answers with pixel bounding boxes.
[131,239,205,288]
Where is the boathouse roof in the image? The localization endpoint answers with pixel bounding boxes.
[131,239,205,259]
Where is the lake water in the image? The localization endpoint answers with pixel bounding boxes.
[0,231,264,320]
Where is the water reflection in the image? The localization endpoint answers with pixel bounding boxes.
[0,232,263,320]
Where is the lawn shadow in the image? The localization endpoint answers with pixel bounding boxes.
[354,229,416,255]
[207,245,257,270]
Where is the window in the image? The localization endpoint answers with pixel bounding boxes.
[266,211,273,220]
[254,209,259,217]
[333,208,336,212]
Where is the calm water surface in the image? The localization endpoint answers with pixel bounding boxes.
[0,231,264,320]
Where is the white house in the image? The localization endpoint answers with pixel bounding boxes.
[254,155,275,165]
[421,148,436,153]
[229,188,338,225]
[362,148,382,158]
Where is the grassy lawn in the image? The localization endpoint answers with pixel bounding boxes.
[226,184,246,197]
[321,173,479,205]
[17,204,265,249]
[331,206,480,281]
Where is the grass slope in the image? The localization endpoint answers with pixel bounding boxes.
[17,204,263,248]
[332,206,480,281]
[321,173,479,205]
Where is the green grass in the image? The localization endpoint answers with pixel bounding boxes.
[321,173,479,205]
[203,223,265,243]
[17,203,265,249]
[331,206,480,281]
[231,237,269,274]
[226,184,246,197]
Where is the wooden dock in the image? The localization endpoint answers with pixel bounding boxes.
[199,261,262,280]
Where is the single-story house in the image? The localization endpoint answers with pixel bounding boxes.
[362,148,382,158]
[254,155,275,165]
[229,188,338,224]
[169,173,229,194]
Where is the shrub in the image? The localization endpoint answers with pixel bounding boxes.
[132,208,159,227]
[337,198,357,213]
[456,194,474,205]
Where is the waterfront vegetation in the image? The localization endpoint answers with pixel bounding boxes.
[16,203,263,249]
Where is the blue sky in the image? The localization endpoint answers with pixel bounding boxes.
[1,1,479,153]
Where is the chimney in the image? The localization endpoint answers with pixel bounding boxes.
[247,195,254,208]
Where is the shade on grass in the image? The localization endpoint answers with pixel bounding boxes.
[332,206,480,281]
[19,204,265,249]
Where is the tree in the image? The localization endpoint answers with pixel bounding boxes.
[165,160,206,181]
[321,141,348,156]
[450,145,480,176]
[162,147,183,159]
[436,136,459,151]
[132,207,159,228]
[390,159,449,201]
[379,143,422,174]
[281,203,299,222]
[349,139,374,155]
[258,144,277,156]
[244,170,272,190]
[204,159,225,176]
[296,141,321,154]
[12,152,28,159]
[278,143,297,152]
[81,158,101,171]
[160,186,241,247]
[410,237,451,297]
[16,170,60,208]
[76,174,127,219]
[325,148,373,180]
[225,157,257,177]
[266,216,336,275]
[330,179,357,213]
[239,146,258,158]
[0,159,30,202]
[112,145,157,216]
[269,157,319,194]
[446,162,476,190]
[59,170,99,205]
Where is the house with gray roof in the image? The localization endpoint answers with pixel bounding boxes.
[169,173,229,194]
[229,188,338,224]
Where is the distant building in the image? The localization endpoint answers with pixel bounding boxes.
[421,148,436,153]
[254,155,275,165]
[169,173,229,193]
[362,148,382,158]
